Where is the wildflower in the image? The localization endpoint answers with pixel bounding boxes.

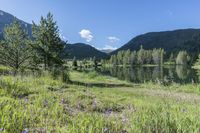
[61,98,65,104]
[104,127,108,133]
[0,128,4,132]
[92,99,97,108]
[104,109,112,116]
[43,99,48,107]
[22,128,28,133]
[121,115,128,123]
[25,97,28,103]
[181,108,187,112]
[122,129,128,133]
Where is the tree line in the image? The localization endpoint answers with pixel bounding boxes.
[108,46,191,66]
[109,46,165,66]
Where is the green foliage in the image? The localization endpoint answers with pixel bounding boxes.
[137,45,145,64]
[32,12,65,70]
[0,19,34,70]
[109,46,164,66]
[1,71,200,132]
[176,51,190,65]
[152,48,164,65]
[169,53,175,63]
[93,56,98,67]
[72,57,78,67]
[130,51,137,66]
[194,54,200,66]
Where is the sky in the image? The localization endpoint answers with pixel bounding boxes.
[1,0,200,50]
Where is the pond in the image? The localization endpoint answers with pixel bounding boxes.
[97,65,200,84]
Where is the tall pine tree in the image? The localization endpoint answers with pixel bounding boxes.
[32,12,65,70]
[0,19,34,70]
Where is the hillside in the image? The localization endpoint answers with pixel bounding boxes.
[112,29,200,56]
[0,10,32,39]
[64,43,109,60]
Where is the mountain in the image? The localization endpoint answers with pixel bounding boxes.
[100,49,113,54]
[64,43,109,60]
[0,10,32,39]
[111,29,200,56]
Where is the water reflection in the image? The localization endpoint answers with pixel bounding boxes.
[98,66,200,84]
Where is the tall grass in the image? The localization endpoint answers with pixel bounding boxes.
[1,68,200,132]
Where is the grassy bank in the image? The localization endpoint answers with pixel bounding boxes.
[1,71,200,132]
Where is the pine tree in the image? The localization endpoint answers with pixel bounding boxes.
[93,56,98,67]
[32,12,65,70]
[169,53,174,63]
[160,49,164,65]
[72,57,78,67]
[152,48,164,65]
[195,54,200,66]
[0,19,34,70]
[137,45,145,64]
[123,50,131,66]
[117,51,124,65]
[145,50,152,64]
[176,51,190,65]
[130,51,137,66]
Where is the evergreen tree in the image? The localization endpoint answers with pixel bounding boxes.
[145,50,152,64]
[152,48,164,65]
[169,53,174,63]
[195,54,200,66]
[160,49,164,65]
[130,51,137,66]
[123,50,131,66]
[0,19,34,70]
[32,12,65,70]
[93,56,98,67]
[176,51,190,65]
[117,51,124,65]
[72,57,78,67]
[137,45,145,64]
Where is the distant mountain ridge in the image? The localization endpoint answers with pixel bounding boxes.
[0,10,32,39]
[111,29,200,56]
[64,43,109,60]
[100,49,113,54]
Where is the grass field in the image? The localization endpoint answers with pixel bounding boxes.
[1,70,200,132]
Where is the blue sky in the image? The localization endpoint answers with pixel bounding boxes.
[1,0,200,50]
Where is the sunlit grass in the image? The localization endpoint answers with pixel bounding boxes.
[1,69,200,132]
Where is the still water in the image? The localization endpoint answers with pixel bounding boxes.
[97,66,200,84]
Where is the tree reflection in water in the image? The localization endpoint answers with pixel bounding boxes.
[98,65,199,84]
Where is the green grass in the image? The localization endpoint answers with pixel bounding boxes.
[0,66,13,74]
[1,70,200,132]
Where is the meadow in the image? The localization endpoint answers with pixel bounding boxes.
[1,66,200,133]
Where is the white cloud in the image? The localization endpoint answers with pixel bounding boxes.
[108,36,120,43]
[79,29,93,42]
[102,45,117,50]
